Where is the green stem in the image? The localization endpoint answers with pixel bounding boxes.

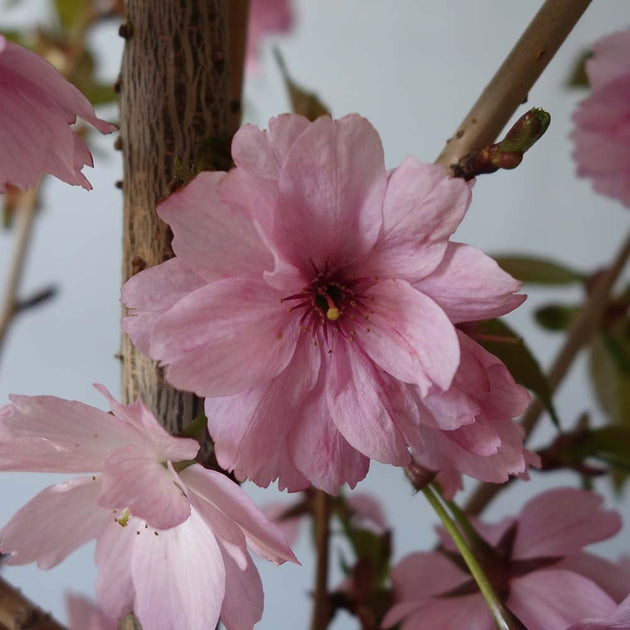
[422,485,513,630]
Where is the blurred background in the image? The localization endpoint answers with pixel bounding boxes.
[1,1,629,627]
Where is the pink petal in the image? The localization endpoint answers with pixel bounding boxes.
[205,333,319,491]
[345,492,388,533]
[558,552,630,603]
[0,37,115,192]
[327,346,420,465]
[1,476,110,569]
[132,508,225,630]
[231,114,310,179]
[366,157,471,282]
[99,447,191,530]
[513,488,622,559]
[272,114,386,273]
[509,569,616,630]
[94,385,199,462]
[587,31,630,90]
[122,258,205,354]
[218,543,264,630]
[288,376,370,493]
[180,465,298,565]
[414,243,525,323]
[358,280,460,393]
[95,519,136,621]
[66,593,116,630]
[157,171,274,282]
[151,278,298,397]
[0,394,137,472]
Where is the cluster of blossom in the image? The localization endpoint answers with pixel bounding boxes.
[1,12,630,630]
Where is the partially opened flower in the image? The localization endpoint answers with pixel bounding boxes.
[122,113,527,493]
[384,488,627,630]
[0,35,116,192]
[571,30,630,208]
[568,593,630,630]
[246,0,294,72]
[0,387,297,630]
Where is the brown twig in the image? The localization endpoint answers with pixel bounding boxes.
[465,230,630,516]
[0,189,38,363]
[0,576,66,630]
[435,0,592,170]
[310,490,332,630]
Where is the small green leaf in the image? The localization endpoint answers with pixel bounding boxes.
[534,303,579,331]
[274,48,329,122]
[494,255,584,284]
[472,318,561,430]
[54,0,90,34]
[566,50,592,89]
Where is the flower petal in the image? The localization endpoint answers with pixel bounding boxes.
[327,346,420,465]
[122,258,205,355]
[586,31,630,90]
[414,243,525,323]
[0,394,137,472]
[151,278,298,396]
[359,280,460,393]
[157,171,274,281]
[509,569,616,630]
[232,114,310,179]
[132,508,225,630]
[513,488,622,559]
[99,446,191,530]
[218,542,264,630]
[1,476,110,569]
[272,114,386,271]
[366,157,471,282]
[181,465,298,565]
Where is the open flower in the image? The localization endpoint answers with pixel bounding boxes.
[0,35,115,192]
[571,30,630,208]
[122,113,526,493]
[0,387,297,630]
[384,488,627,630]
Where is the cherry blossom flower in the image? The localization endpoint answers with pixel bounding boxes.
[571,30,630,208]
[0,387,297,630]
[568,592,630,630]
[384,488,627,630]
[66,593,116,630]
[122,113,527,493]
[0,35,115,193]
[246,0,294,72]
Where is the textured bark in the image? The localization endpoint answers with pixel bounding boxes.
[119,0,232,444]
[0,577,66,630]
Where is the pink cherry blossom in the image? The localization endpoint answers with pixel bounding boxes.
[246,0,294,72]
[571,30,630,208]
[122,113,527,493]
[66,593,116,630]
[384,488,626,630]
[0,35,116,192]
[0,387,297,630]
[568,593,630,630]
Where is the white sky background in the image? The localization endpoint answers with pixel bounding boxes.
[1,1,630,628]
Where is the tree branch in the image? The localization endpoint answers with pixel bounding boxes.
[435,0,592,170]
[310,490,332,630]
[0,576,66,630]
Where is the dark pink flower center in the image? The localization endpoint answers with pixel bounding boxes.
[280,259,375,348]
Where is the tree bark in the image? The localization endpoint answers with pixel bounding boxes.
[119,0,232,443]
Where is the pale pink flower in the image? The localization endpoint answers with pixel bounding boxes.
[571,31,630,208]
[122,113,526,493]
[568,593,630,630]
[0,35,115,192]
[0,387,297,630]
[384,488,626,630]
[246,0,294,72]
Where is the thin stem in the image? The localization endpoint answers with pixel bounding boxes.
[0,188,38,363]
[465,229,630,516]
[422,486,516,630]
[436,0,592,169]
[310,490,331,630]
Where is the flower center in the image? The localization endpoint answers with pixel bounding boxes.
[280,259,375,348]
